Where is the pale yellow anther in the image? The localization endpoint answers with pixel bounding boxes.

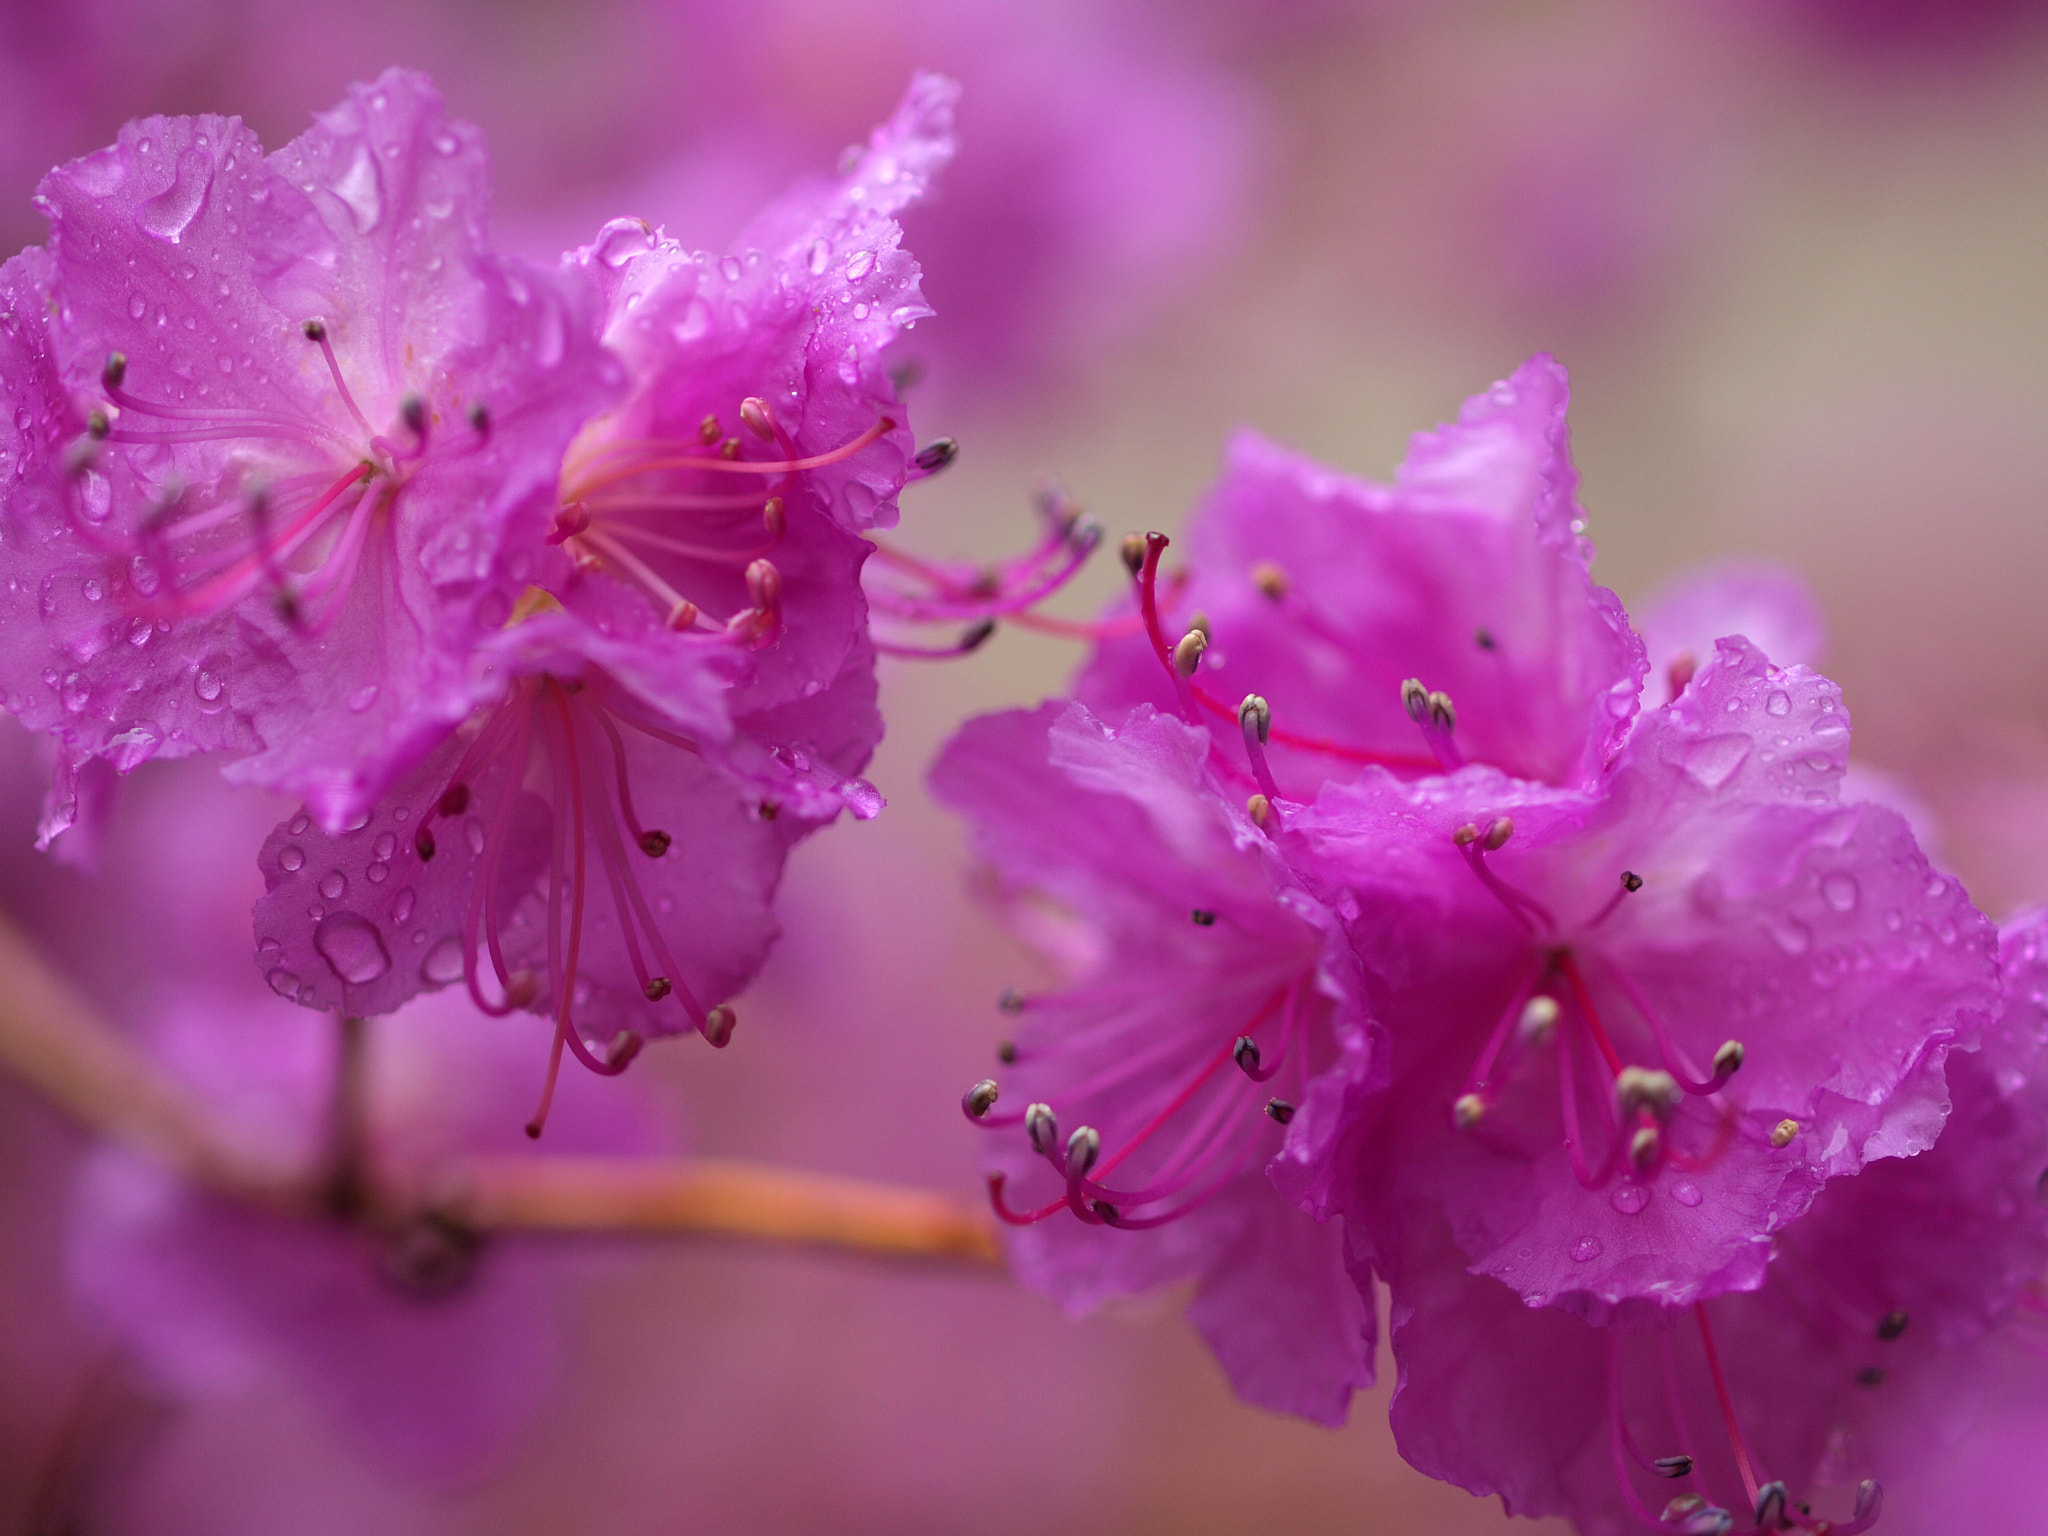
[1629,1124,1661,1170]
[1713,1040,1746,1077]
[1615,1065,1682,1119]
[698,414,721,445]
[1770,1118,1799,1148]
[1517,995,1560,1046]
[1246,793,1272,829]
[1427,690,1457,732]
[739,397,776,441]
[1252,562,1288,601]
[1482,816,1514,851]
[1452,824,1481,847]
[1453,1093,1487,1130]
[665,599,700,632]
[1172,629,1207,677]
[1401,678,1429,720]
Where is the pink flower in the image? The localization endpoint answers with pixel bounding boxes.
[0,69,622,833]
[1289,634,1996,1319]
[933,700,1376,1424]
[1079,357,1646,799]
[251,81,966,1130]
[1376,907,2048,1534]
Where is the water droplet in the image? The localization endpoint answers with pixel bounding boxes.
[1670,1180,1703,1208]
[807,238,831,275]
[1765,690,1791,717]
[329,142,383,233]
[1822,873,1860,912]
[1925,875,1947,899]
[844,249,874,281]
[592,218,655,269]
[346,683,379,713]
[138,147,213,242]
[278,845,305,872]
[313,911,390,984]
[1570,1236,1604,1263]
[1610,1184,1650,1215]
[421,936,464,984]
[265,967,301,999]
[433,131,460,155]
[59,674,88,713]
[391,887,416,924]
[81,578,102,603]
[365,862,388,884]
[318,870,346,900]
[1677,733,1752,790]
[373,832,395,860]
[719,255,742,282]
[1770,915,1812,955]
[465,818,486,855]
[127,294,147,320]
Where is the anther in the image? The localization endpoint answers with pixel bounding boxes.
[505,971,541,1008]
[414,826,436,861]
[1662,1495,1705,1520]
[439,784,471,817]
[998,989,1026,1015]
[1428,691,1457,731]
[1770,1118,1799,1148]
[1239,694,1271,745]
[761,496,786,538]
[1876,1308,1908,1341]
[1026,1102,1060,1157]
[1190,909,1217,926]
[1251,562,1288,601]
[1665,1500,1733,1535]
[1475,626,1496,650]
[101,352,127,389]
[86,408,110,439]
[1172,628,1206,676]
[720,436,741,460]
[1754,1481,1789,1527]
[913,437,959,473]
[959,617,998,653]
[604,1031,643,1070]
[665,598,699,631]
[1233,1036,1262,1076]
[1402,678,1429,721]
[1482,816,1513,851]
[757,801,779,821]
[468,402,490,437]
[1653,1455,1695,1479]
[964,1079,1000,1118]
[638,829,672,857]
[1621,870,1643,892]
[400,394,427,436]
[745,558,782,609]
[1712,1040,1745,1076]
[643,976,672,1001]
[697,414,721,445]
[1065,1125,1100,1174]
[996,1040,1017,1064]
[1856,1367,1885,1388]
[1246,794,1272,829]
[1629,1124,1661,1170]
[739,397,776,441]
[1453,824,1480,846]
[1119,534,1145,576]
[1264,1099,1295,1125]
[301,319,327,341]
[702,1005,737,1048]
[1453,1093,1487,1130]
[1616,1066,1683,1119]
[1518,995,1560,1046]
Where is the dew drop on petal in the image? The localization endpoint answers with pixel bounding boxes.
[277,845,305,872]
[1570,1236,1604,1263]
[318,870,346,900]
[138,148,213,242]
[289,814,310,835]
[313,912,390,984]
[1610,1184,1650,1215]
[1670,1180,1703,1208]
[1822,873,1860,912]
[346,683,379,713]
[265,967,301,999]
[391,887,416,925]
[421,936,464,984]
[807,238,831,275]
[1765,690,1792,717]
[372,832,395,860]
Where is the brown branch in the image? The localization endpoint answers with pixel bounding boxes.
[0,913,1001,1268]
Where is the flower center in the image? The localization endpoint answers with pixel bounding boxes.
[66,319,483,630]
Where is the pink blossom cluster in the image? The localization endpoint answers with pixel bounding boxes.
[941,358,2048,1533]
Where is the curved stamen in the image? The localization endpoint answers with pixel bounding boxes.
[986,1171,1067,1226]
[564,415,894,498]
[1692,1303,1764,1515]
[302,320,378,439]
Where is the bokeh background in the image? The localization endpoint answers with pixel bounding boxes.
[4,1,2048,1531]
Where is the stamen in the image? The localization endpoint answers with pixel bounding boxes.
[1239,694,1282,807]
[1402,678,1465,771]
[1026,1102,1060,1157]
[1172,628,1206,676]
[964,1079,1000,1119]
[912,436,959,474]
[1585,869,1644,929]
[1692,1303,1764,1513]
[1769,1119,1799,1148]
[1876,1309,1908,1341]
[739,397,776,442]
[1251,562,1287,601]
[302,319,377,439]
[1264,1099,1294,1124]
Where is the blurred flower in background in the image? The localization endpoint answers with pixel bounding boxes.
[0,1,2047,1534]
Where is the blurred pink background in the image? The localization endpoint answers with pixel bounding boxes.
[5,1,2048,1531]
